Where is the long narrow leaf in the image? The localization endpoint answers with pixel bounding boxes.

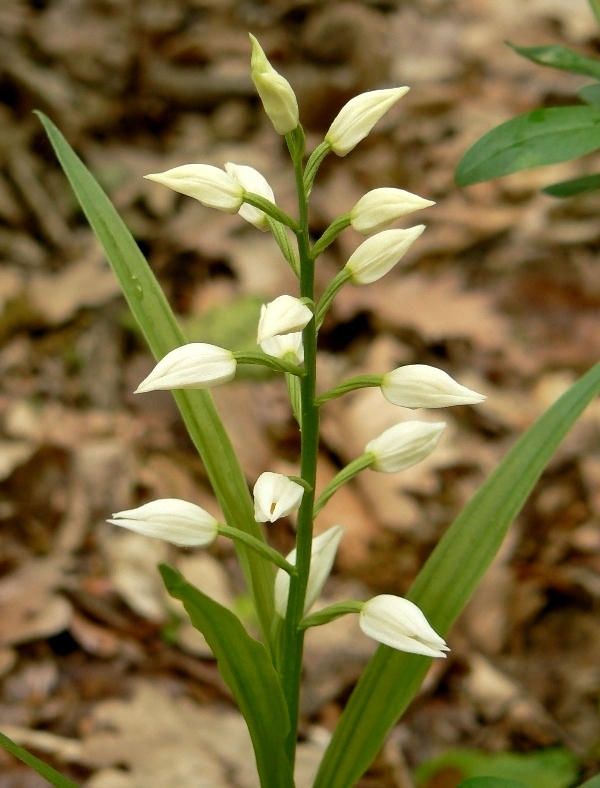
[458,780,527,788]
[455,106,600,186]
[37,112,274,639]
[507,42,600,80]
[0,731,79,788]
[577,83,600,104]
[315,363,600,787]
[542,173,600,197]
[160,565,294,788]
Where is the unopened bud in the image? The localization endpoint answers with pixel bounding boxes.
[250,34,299,135]
[108,499,218,547]
[135,344,236,393]
[260,332,304,365]
[366,420,445,473]
[257,295,312,344]
[145,164,244,213]
[345,226,424,285]
[351,188,434,235]
[225,161,275,231]
[381,365,486,409]
[253,472,304,523]
[359,595,449,658]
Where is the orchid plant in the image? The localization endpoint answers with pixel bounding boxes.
[2,34,600,788]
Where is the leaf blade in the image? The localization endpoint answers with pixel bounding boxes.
[37,112,275,639]
[0,731,79,788]
[160,565,294,788]
[455,106,600,186]
[507,42,600,80]
[542,173,600,197]
[314,363,600,787]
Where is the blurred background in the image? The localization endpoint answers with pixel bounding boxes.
[1,0,600,785]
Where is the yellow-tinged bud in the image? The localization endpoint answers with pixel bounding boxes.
[344,226,425,285]
[351,188,434,235]
[250,34,299,135]
[365,420,445,473]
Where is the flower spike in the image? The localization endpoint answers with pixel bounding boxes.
[135,344,236,393]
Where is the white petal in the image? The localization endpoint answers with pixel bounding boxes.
[325,87,409,156]
[274,526,345,617]
[359,595,449,658]
[350,188,434,235]
[225,162,276,231]
[257,295,312,343]
[345,226,424,285]
[365,421,445,473]
[260,332,304,365]
[145,164,243,213]
[108,499,218,547]
[381,365,486,409]
[253,472,304,523]
[135,344,236,393]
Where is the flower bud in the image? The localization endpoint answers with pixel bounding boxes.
[250,34,299,135]
[359,595,449,658]
[135,344,236,393]
[345,226,424,285]
[257,295,313,344]
[224,161,275,231]
[274,526,345,617]
[365,420,445,473]
[145,164,244,213]
[253,472,304,523]
[325,87,409,157]
[108,499,218,547]
[260,332,304,365]
[381,365,486,409]
[350,188,434,235]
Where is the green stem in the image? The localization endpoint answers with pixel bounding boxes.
[311,214,351,258]
[300,600,362,630]
[280,126,321,766]
[316,374,382,406]
[218,525,297,575]
[243,192,300,233]
[315,268,352,329]
[313,454,374,516]
[233,350,305,376]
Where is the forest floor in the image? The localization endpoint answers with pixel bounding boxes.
[1,0,600,786]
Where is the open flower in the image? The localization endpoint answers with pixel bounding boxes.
[344,226,425,285]
[260,332,304,365]
[253,472,304,522]
[250,34,299,135]
[108,499,218,547]
[359,595,449,658]
[225,161,275,231]
[325,87,409,156]
[366,420,445,473]
[257,295,313,344]
[135,344,236,393]
[274,526,345,617]
[350,188,434,235]
[145,164,244,213]
[381,365,486,409]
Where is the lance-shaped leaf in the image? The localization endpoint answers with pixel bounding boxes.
[160,565,294,788]
[542,173,600,198]
[37,112,275,640]
[314,362,600,788]
[455,106,600,186]
[0,731,79,788]
[507,42,600,80]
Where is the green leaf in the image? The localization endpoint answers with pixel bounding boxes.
[542,173,600,197]
[37,112,275,640]
[455,106,600,186]
[160,565,294,788]
[417,748,578,788]
[577,83,600,105]
[0,731,79,788]
[314,363,600,788]
[507,42,600,80]
[577,776,600,788]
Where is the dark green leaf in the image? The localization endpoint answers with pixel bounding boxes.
[577,83,600,104]
[542,173,600,197]
[507,42,600,80]
[455,106,600,186]
[160,565,294,788]
[314,363,600,788]
[0,731,79,788]
[37,112,275,640]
